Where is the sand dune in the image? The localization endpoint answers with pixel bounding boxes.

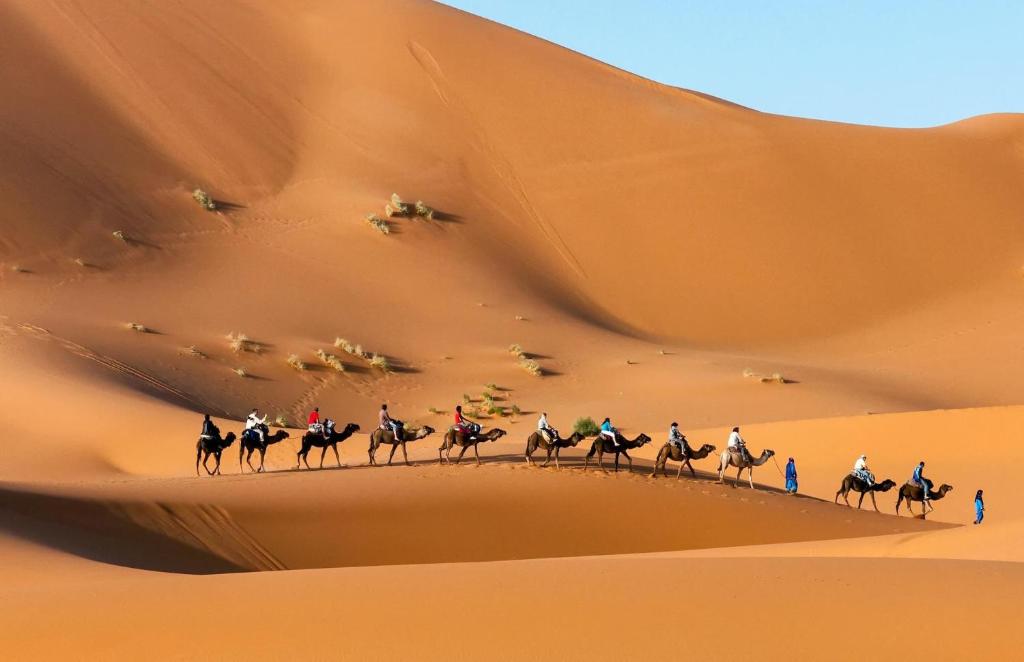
[1,0,1022,659]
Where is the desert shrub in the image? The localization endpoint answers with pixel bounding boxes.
[484,383,498,390]
[334,337,356,354]
[487,404,504,416]
[368,354,391,372]
[234,367,248,378]
[414,200,434,220]
[192,188,217,211]
[316,349,346,372]
[287,354,307,371]
[510,404,521,417]
[10,265,26,273]
[761,372,787,384]
[354,344,366,358]
[428,407,443,415]
[179,345,207,359]
[742,368,758,379]
[388,193,409,217]
[227,332,259,353]
[574,417,600,437]
[508,343,524,358]
[73,258,87,267]
[462,393,472,404]
[366,214,390,234]
[274,414,290,428]
[125,322,150,333]
[514,315,527,321]
[112,230,127,243]
[519,358,542,376]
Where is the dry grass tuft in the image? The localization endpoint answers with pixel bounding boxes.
[274,413,290,428]
[428,407,443,415]
[316,348,346,373]
[233,367,248,378]
[227,332,260,354]
[125,322,151,333]
[519,358,542,376]
[366,214,390,234]
[286,354,307,371]
[385,193,409,218]
[743,368,788,384]
[179,345,207,359]
[508,343,525,358]
[192,188,217,211]
[368,354,391,372]
[510,404,522,417]
[112,230,127,243]
[414,200,434,220]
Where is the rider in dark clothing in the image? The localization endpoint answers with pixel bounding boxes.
[201,414,219,439]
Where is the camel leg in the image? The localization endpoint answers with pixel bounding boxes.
[748,468,755,489]
[473,443,481,466]
[842,491,851,507]
[239,445,245,472]
[870,492,879,513]
[598,450,608,474]
[368,442,376,466]
[387,444,398,466]
[455,446,468,465]
[542,447,553,467]
[300,450,311,470]
[622,451,632,472]
[246,449,258,473]
[319,446,328,469]
[213,452,222,476]
[857,492,866,509]
[331,444,341,468]
[258,448,266,473]
[196,447,202,476]
[401,442,410,466]
[689,460,697,478]
[202,452,214,476]
[554,447,561,470]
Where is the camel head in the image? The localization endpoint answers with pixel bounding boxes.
[343,423,361,435]
[877,479,897,492]
[637,433,652,446]
[937,484,954,496]
[700,444,716,453]
[763,449,776,459]
[415,426,436,439]
[568,432,585,446]
[487,428,507,441]
[224,431,237,447]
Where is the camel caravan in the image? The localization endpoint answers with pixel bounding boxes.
[195,408,951,517]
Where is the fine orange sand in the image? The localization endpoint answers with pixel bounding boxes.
[2,0,1023,659]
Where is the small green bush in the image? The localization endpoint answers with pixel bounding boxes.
[573,417,600,437]
[369,354,391,372]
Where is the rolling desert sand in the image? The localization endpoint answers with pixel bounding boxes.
[1,0,1024,659]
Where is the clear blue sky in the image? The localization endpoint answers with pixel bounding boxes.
[439,0,1023,127]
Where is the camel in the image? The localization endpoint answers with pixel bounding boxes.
[238,428,290,473]
[439,427,507,465]
[297,423,360,470]
[195,432,237,476]
[716,447,775,488]
[368,426,435,466]
[583,433,652,473]
[896,479,953,517]
[834,475,897,512]
[525,430,586,469]
[650,439,717,478]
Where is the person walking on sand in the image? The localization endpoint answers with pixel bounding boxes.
[974,490,985,525]
[785,457,798,494]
